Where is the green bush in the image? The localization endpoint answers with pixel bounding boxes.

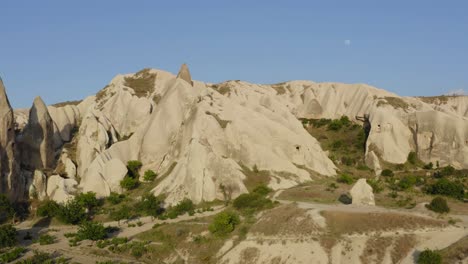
[209,211,240,236]
[165,198,195,219]
[426,178,465,200]
[311,118,331,128]
[367,179,384,193]
[440,165,456,176]
[423,162,434,170]
[37,200,60,218]
[107,192,126,205]
[126,160,143,178]
[398,175,417,190]
[76,221,107,241]
[252,184,273,196]
[426,197,450,214]
[56,199,87,225]
[381,169,394,177]
[75,192,101,210]
[327,120,343,131]
[233,193,273,213]
[16,250,55,264]
[0,224,17,248]
[36,234,56,245]
[143,170,157,182]
[136,194,164,218]
[0,195,14,223]
[407,152,418,165]
[417,249,441,264]
[337,174,355,185]
[120,176,139,190]
[110,205,133,223]
[0,247,26,263]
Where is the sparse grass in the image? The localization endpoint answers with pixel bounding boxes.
[124,68,157,97]
[439,236,468,263]
[377,97,410,110]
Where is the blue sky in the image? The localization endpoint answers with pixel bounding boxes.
[1,0,467,108]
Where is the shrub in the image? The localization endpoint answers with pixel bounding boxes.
[37,200,60,218]
[126,160,143,178]
[110,205,133,223]
[440,165,456,176]
[76,221,107,241]
[165,198,195,219]
[398,175,417,190]
[143,170,157,182]
[338,194,352,204]
[17,250,54,264]
[423,162,434,170]
[252,184,273,196]
[417,249,442,264]
[120,176,139,190]
[337,174,355,185]
[331,140,343,150]
[36,234,55,245]
[233,193,273,213]
[367,179,384,193]
[426,197,450,214]
[426,178,465,200]
[407,152,418,165]
[0,224,17,248]
[136,194,164,218]
[327,120,343,131]
[381,169,394,177]
[107,192,126,205]
[75,192,101,210]
[56,199,87,225]
[0,247,26,263]
[209,211,240,236]
[0,195,14,223]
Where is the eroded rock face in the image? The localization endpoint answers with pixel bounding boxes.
[29,170,47,200]
[350,179,375,206]
[0,79,22,200]
[20,96,59,170]
[365,151,382,176]
[46,175,77,203]
[48,105,80,142]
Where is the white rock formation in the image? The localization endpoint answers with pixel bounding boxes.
[20,96,60,170]
[0,79,22,200]
[48,104,80,142]
[365,151,382,176]
[349,179,375,206]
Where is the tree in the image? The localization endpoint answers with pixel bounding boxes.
[407,151,418,165]
[107,192,126,205]
[136,194,164,218]
[110,205,133,224]
[426,197,450,214]
[0,225,17,248]
[57,199,87,225]
[426,178,465,200]
[143,170,157,182]
[76,221,107,241]
[75,192,101,210]
[120,176,139,190]
[37,200,60,218]
[337,174,355,185]
[209,211,240,236]
[126,160,143,178]
[0,195,14,223]
[381,169,394,177]
[417,249,442,264]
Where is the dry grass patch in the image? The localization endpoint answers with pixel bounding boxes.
[440,235,468,263]
[322,211,445,236]
[391,235,417,263]
[360,235,393,263]
[278,180,348,204]
[250,204,321,236]
[124,68,157,97]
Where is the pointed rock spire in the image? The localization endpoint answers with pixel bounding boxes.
[177,63,193,86]
[0,78,22,200]
[20,96,57,169]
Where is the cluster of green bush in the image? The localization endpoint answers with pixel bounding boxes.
[162,199,195,219]
[209,211,240,236]
[0,224,17,248]
[417,249,442,264]
[327,116,351,131]
[426,197,450,214]
[232,185,274,214]
[15,250,68,264]
[426,178,465,200]
[120,160,143,190]
[0,247,26,263]
[337,174,355,185]
[35,234,56,245]
[37,198,86,225]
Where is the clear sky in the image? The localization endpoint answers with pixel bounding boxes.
[1,0,467,108]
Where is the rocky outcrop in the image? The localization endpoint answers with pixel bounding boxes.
[350,179,375,206]
[79,70,337,203]
[365,150,382,176]
[48,105,80,142]
[20,96,60,170]
[80,158,127,196]
[28,170,47,200]
[0,79,22,200]
[177,63,193,86]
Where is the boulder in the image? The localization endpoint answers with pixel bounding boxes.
[46,175,77,203]
[0,79,22,200]
[80,158,128,197]
[349,179,375,206]
[20,96,59,170]
[365,151,382,176]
